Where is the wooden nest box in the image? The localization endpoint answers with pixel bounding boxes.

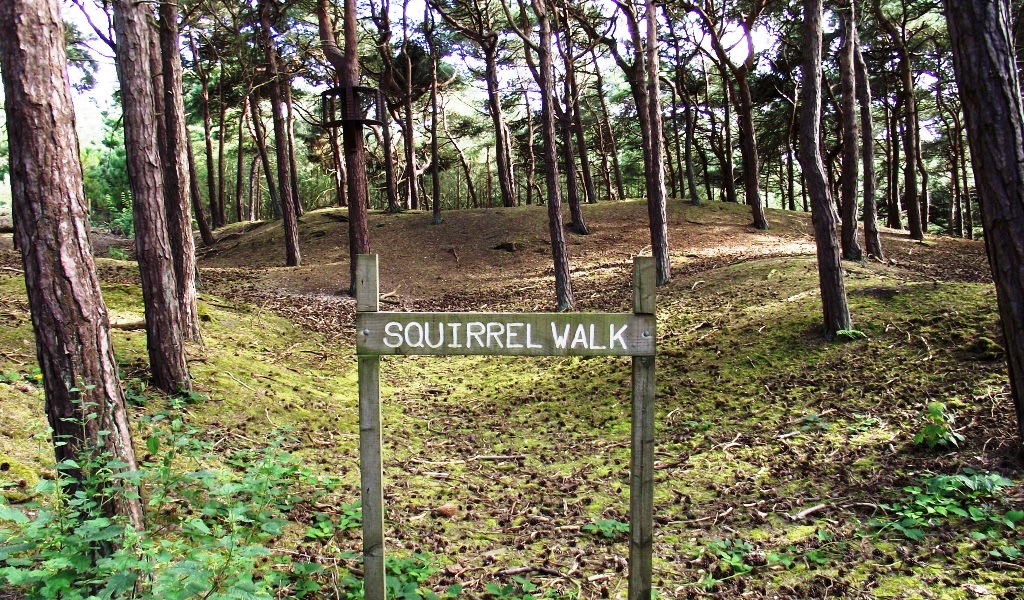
[321,85,383,127]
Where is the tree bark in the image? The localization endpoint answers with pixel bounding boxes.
[159,0,200,341]
[839,7,863,261]
[800,0,853,340]
[855,33,883,259]
[401,0,420,210]
[594,60,625,201]
[885,94,904,229]
[216,79,228,225]
[533,0,574,310]
[876,0,923,239]
[442,102,477,208]
[426,3,442,225]
[721,78,738,204]
[249,94,281,218]
[257,0,301,266]
[285,83,303,217]
[735,75,769,229]
[187,140,216,245]
[485,48,517,208]
[958,119,974,239]
[945,0,1024,441]
[0,0,145,530]
[644,0,671,283]
[235,97,249,222]
[190,33,222,228]
[112,0,190,393]
[317,0,370,295]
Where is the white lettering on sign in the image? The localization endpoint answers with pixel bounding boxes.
[379,319,635,351]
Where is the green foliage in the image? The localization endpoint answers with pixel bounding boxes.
[484,575,574,600]
[580,518,629,539]
[698,531,844,590]
[336,553,461,600]
[106,247,128,261]
[871,469,1019,541]
[799,413,831,432]
[833,329,868,341]
[303,501,361,541]
[913,401,965,450]
[81,113,131,228]
[109,206,135,238]
[0,409,349,599]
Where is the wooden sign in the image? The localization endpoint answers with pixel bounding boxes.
[355,254,656,600]
[356,312,655,356]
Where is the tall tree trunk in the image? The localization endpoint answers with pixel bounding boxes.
[594,62,625,201]
[958,119,974,238]
[257,0,301,266]
[0,0,145,530]
[285,83,303,217]
[560,111,589,233]
[734,75,769,229]
[426,3,441,225]
[317,0,370,295]
[483,48,517,208]
[190,34,221,229]
[533,0,573,310]
[786,90,798,211]
[442,102,477,208]
[112,0,190,393]
[589,95,614,202]
[945,0,1024,440]
[886,95,904,229]
[158,1,200,341]
[556,49,588,234]
[855,33,883,259]
[187,140,216,245]
[644,0,670,284]
[721,78,739,204]
[235,97,248,222]
[839,8,863,261]
[217,82,228,225]
[401,1,419,211]
[248,155,261,219]
[876,1,924,239]
[560,14,597,205]
[329,125,348,207]
[249,95,281,218]
[382,103,400,213]
[800,0,852,340]
[684,93,702,205]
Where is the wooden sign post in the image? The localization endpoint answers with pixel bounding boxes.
[355,254,657,600]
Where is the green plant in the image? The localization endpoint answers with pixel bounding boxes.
[799,413,831,431]
[914,402,965,450]
[871,469,1022,541]
[107,247,128,261]
[110,205,134,237]
[581,518,629,539]
[834,329,867,341]
[846,413,879,432]
[0,408,349,599]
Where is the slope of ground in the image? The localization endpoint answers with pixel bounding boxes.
[0,200,1019,599]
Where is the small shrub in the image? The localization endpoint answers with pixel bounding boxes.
[914,401,965,450]
[581,518,629,539]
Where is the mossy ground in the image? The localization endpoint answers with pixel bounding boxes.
[0,201,1021,599]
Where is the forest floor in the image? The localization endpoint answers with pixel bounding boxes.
[0,199,1021,599]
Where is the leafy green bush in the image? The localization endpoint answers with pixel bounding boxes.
[581,518,629,539]
[0,411,346,599]
[871,468,1023,541]
[914,401,965,450]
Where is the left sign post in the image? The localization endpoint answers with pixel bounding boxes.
[355,254,386,600]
